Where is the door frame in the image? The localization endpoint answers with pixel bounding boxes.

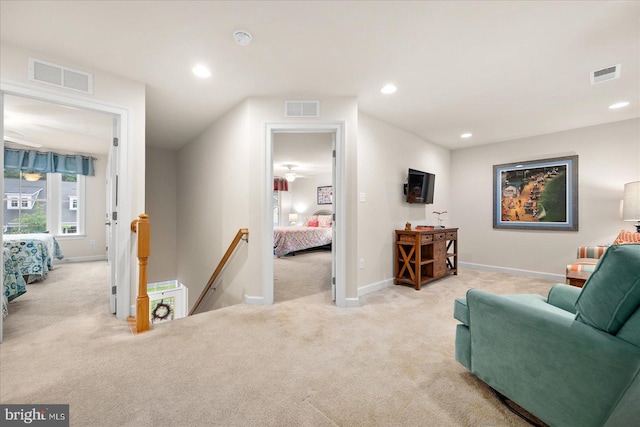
[0,79,132,320]
[263,122,346,307]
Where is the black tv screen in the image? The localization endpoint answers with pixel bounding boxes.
[405,168,435,204]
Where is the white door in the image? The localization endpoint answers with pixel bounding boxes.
[106,118,119,313]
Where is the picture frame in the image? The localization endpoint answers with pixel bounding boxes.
[493,155,578,231]
[317,186,333,205]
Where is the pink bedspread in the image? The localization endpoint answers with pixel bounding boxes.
[274,226,332,257]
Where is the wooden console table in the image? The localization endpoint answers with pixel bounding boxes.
[394,228,458,290]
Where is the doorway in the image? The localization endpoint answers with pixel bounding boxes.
[0,81,131,332]
[273,132,333,303]
[263,122,346,307]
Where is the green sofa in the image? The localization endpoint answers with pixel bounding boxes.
[454,244,640,427]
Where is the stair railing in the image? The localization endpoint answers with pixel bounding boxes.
[130,213,150,333]
[189,228,249,316]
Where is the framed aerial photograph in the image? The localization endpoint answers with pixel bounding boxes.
[317,186,333,205]
[493,155,578,231]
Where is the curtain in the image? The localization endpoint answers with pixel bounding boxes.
[4,148,95,176]
[274,177,289,192]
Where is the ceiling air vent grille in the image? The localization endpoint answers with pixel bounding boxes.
[29,58,93,94]
[590,64,621,85]
[285,101,320,118]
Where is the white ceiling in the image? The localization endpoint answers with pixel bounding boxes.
[1,1,638,152]
[3,95,113,155]
[273,133,333,178]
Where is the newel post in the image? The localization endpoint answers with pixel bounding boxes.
[131,213,150,333]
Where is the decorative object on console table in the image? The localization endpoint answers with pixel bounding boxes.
[394,228,458,290]
[433,211,447,228]
[622,181,640,232]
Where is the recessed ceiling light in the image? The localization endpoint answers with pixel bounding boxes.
[609,101,629,109]
[192,64,212,78]
[381,84,397,94]
[460,133,473,138]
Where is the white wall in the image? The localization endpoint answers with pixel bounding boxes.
[357,113,451,289]
[290,172,333,221]
[450,118,640,278]
[1,42,146,314]
[146,147,178,282]
[176,97,358,311]
[177,100,252,311]
[250,97,359,302]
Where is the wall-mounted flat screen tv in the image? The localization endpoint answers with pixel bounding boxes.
[404,168,435,204]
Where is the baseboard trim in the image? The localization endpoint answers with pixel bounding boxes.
[358,278,394,297]
[244,295,265,305]
[344,297,360,308]
[56,255,107,263]
[459,262,565,282]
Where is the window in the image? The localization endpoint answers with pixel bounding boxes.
[6,192,39,210]
[3,171,85,235]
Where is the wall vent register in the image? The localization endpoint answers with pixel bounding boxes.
[285,101,320,117]
[590,64,621,85]
[29,58,93,94]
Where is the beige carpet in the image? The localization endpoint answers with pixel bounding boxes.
[0,260,555,426]
[274,250,332,303]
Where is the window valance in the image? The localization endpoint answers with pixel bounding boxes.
[4,148,95,176]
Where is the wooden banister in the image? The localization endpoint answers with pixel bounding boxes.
[130,214,150,333]
[189,228,249,316]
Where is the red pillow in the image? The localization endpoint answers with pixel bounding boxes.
[307,219,319,227]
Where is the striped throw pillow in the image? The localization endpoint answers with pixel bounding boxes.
[613,230,640,245]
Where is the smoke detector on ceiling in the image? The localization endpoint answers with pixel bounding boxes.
[233,30,252,46]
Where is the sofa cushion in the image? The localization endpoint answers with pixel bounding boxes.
[616,307,640,347]
[566,259,599,274]
[575,244,640,334]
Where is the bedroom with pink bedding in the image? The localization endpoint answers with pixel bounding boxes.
[273,212,333,257]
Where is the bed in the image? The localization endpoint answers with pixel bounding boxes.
[273,211,333,257]
[2,233,64,284]
[2,248,27,318]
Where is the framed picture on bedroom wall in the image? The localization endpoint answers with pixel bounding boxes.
[493,155,578,231]
[317,186,333,205]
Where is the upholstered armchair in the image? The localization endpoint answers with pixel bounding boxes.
[454,244,640,427]
[565,245,607,287]
[566,230,640,287]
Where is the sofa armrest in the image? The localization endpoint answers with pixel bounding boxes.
[467,289,640,427]
[577,245,608,259]
[547,283,581,314]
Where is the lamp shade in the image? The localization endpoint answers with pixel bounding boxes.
[23,172,42,182]
[622,181,640,221]
[288,213,298,225]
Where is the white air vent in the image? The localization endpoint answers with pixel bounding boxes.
[590,64,621,85]
[29,58,93,94]
[285,101,320,117]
